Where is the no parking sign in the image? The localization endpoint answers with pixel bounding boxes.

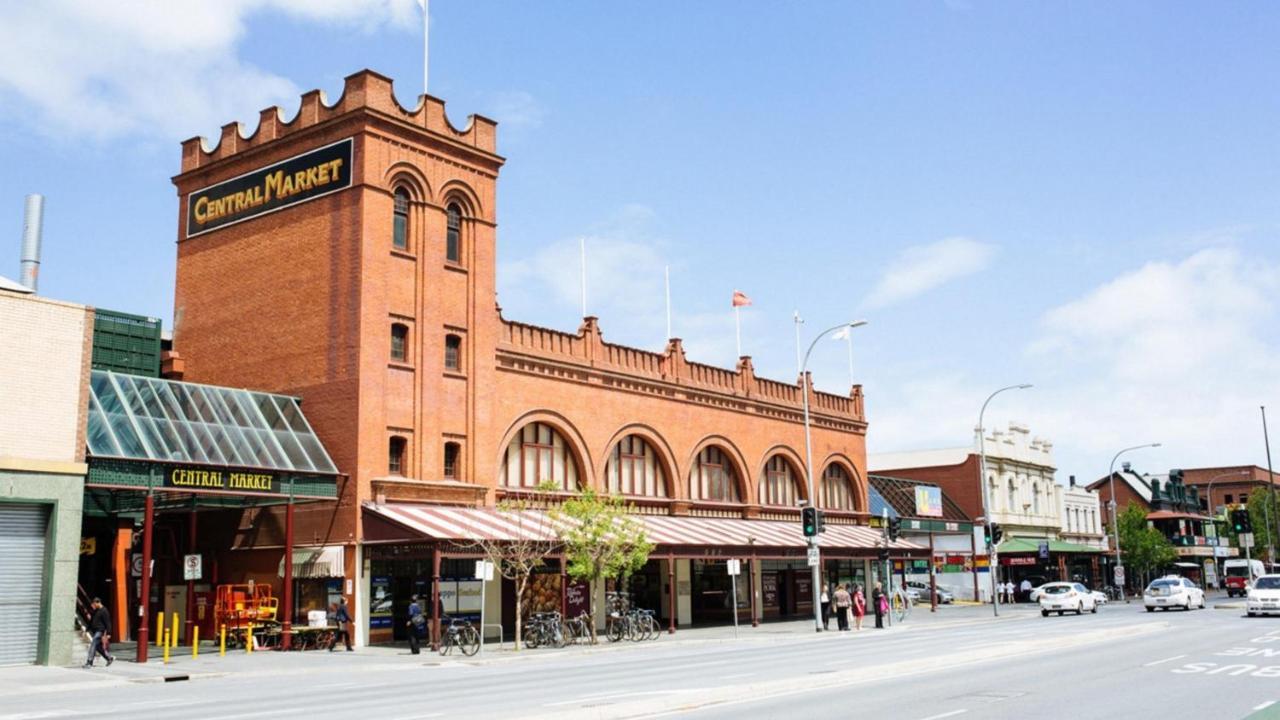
[183,553,202,581]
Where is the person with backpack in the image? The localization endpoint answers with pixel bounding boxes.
[328,597,353,651]
[406,595,425,654]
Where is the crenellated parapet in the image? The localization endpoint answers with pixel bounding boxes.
[179,69,498,174]
[497,316,866,427]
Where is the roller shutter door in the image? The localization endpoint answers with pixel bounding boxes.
[0,504,49,665]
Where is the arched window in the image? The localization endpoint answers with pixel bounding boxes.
[1007,479,1017,512]
[444,334,461,371]
[445,203,461,263]
[390,323,408,362]
[689,446,739,502]
[759,456,801,506]
[820,464,855,510]
[499,422,580,491]
[1033,484,1041,515]
[388,436,406,476]
[605,435,668,497]
[392,188,410,250]
[443,441,460,479]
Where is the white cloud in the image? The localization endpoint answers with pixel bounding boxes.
[863,236,995,309]
[481,90,546,130]
[0,0,419,142]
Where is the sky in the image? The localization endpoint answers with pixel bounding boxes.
[1,1,1278,484]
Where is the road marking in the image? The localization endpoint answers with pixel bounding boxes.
[1255,701,1276,711]
[1144,654,1187,667]
[544,690,678,708]
[719,672,754,680]
[919,711,967,720]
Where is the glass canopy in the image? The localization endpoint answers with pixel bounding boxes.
[868,484,899,519]
[86,370,338,474]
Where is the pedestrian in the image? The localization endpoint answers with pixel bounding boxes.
[329,597,353,651]
[1006,581,1015,604]
[872,582,886,629]
[820,585,831,630]
[852,584,866,631]
[84,597,114,668]
[833,584,851,631]
[1020,578,1032,603]
[406,595,425,654]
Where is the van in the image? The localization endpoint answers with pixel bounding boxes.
[1224,558,1265,597]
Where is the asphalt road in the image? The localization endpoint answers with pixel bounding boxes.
[5,602,1280,720]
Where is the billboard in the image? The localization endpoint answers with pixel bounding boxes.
[914,485,943,517]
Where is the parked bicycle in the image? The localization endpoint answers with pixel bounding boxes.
[563,611,592,645]
[522,611,566,649]
[439,616,480,656]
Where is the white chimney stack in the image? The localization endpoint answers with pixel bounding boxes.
[19,194,44,292]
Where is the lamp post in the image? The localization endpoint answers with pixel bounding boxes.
[977,384,1032,618]
[1107,443,1161,598]
[800,319,867,632]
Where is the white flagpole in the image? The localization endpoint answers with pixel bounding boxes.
[735,306,742,358]
[580,237,588,318]
[664,266,672,341]
[427,0,437,96]
[793,312,804,376]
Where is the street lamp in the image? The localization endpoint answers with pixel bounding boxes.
[977,384,1032,618]
[800,319,867,632]
[1107,442,1161,598]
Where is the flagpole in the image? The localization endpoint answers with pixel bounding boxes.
[580,237,587,318]
[427,0,437,96]
[665,266,672,341]
[793,312,804,376]
[735,306,742,358]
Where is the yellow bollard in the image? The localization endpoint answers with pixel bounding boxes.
[171,614,179,649]
[193,626,200,659]
[220,625,226,657]
[247,622,253,654]
[156,611,165,648]
[162,629,170,664]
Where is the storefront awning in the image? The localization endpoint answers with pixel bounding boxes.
[998,537,1103,554]
[364,503,924,553]
[279,546,345,578]
[1146,510,1216,522]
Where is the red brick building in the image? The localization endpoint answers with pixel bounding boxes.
[168,70,906,643]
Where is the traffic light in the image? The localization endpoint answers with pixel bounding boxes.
[983,523,1004,546]
[815,508,826,535]
[802,506,818,537]
[1232,508,1252,534]
[887,517,902,542]
[878,547,890,561]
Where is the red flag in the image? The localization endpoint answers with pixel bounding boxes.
[731,290,752,308]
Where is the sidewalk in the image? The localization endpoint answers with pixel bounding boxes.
[0,602,1031,698]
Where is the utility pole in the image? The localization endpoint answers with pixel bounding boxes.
[1264,407,1277,564]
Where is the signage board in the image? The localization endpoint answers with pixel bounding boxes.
[369,576,393,629]
[131,553,143,577]
[1114,565,1125,588]
[165,466,281,494]
[183,553,202,581]
[726,558,741,576]
[1038,542,1050,560]
[474,560,495,581]
[80,537,96,556]
[807,547,820,567]
[1241,532,1256,549]
[186,138,354,238]
[914,486,943,518]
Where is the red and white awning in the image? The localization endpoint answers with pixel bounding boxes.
[365,503,923,552]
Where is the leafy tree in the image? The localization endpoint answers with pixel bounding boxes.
[550,488,654,644]
[1117,501,1177,588]
[469,493,559,651]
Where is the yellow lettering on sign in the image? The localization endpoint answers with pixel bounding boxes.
[191,148,346,228]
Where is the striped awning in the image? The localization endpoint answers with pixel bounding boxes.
[278,545,345,578]
[365,503,923,552]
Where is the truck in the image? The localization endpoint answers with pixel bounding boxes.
[1224,558,1265,597]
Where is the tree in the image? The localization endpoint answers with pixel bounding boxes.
[1117,501,1177,588]
[550,488,654,644]
[468,494,559,651]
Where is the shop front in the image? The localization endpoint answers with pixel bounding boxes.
[997,537,1105,595]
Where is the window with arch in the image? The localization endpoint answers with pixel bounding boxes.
[820,463,856,510]
[392,188,410,250]
[444,334,461,371]
[689,446,740,502]
[1007,479,1017,512]
[388,436,406,476]
[1032,484,1041,515]
[443,441,460,479]
[605,435,668,497]
[759,456,802,506]
[390,323,408,362]
[499,422,580,491]
[445,203,462,263]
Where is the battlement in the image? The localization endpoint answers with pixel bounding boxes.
[498,315,866,424]
[179,69,499,174]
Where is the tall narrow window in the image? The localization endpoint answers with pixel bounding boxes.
[688,446,740,503]
[443,442,460,479]
[605,435,668,497]
[820,464,855,510]
[446,203,461,263]
[444,334,461,371]
[390,323,408,362]
[759,456,800,506]
[388,436,406,475]
[393,188,409,250]
[499,422,580,490]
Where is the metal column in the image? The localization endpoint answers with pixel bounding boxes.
[136,490,154,663]
[282,499,294,650]
[185,506,197,643]
[430,548,442,651]
[667,553,676,634]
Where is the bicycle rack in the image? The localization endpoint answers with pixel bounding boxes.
[481,623,505,651]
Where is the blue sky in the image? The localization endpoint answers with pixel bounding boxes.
[2,1,1278,482]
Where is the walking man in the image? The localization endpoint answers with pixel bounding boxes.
[84,598,114,667]
[329,597,353,651]
[406,595,425,654]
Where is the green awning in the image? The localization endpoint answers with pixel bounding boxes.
[998,537,1103,554]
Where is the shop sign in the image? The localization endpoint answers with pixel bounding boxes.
[186,138,354,238]
[369,576,393,629]
[165,466,281,494]
[80,537,96,556]
[1038,542,1050,559]
[914,486,943,518]
[566,580,590,616]
[762,574,778,606]
[1005,556,1037,566]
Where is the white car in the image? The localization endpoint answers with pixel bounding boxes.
[1247,574,1280,617]
[1144,576,1205,612]
[1089,589,1108,606]
[1039,582,1098,616]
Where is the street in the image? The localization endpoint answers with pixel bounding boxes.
[5,600,1280,720]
